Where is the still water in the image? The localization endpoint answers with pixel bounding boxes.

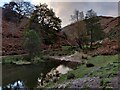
[2,60,78,88]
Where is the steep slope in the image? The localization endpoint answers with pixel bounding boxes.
[2,18,29,55]
[61,16,119,55]
[2,11,120,55]
[62,16,119,43]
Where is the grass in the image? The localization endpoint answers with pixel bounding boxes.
[44,54,119,88]
[88,54,118,67]
[2,49,119,88]
[2,45,76,64]
[2,55,46,64]
[2,55,23,64]
[42,45,78,56]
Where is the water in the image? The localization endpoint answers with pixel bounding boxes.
[2,60,78,88]
[56,65,72,74]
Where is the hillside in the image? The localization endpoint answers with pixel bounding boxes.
[61,16,120,55]
[2,10,120,55]
[2,17,29,55]
[62,16,119,41]
[2,2,120,89]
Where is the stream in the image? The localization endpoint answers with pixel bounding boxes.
[2,59,79,88]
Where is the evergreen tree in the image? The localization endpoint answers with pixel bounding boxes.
[24,30,41,58]
[85,9,104,48]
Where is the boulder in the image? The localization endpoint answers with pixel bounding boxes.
[86,63,94,67]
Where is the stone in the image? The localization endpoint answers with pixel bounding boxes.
[52,76,58,83]
[86,63,94,67]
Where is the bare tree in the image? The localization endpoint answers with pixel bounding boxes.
[79,11,84,20]
[71,10,84,22]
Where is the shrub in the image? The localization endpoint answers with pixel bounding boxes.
[24,30,41,58]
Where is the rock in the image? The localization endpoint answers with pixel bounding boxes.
[86,63,94,67]
[58,84,66,88]
[52,76,58,83]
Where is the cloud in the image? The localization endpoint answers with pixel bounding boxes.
[1,0,117,27]
[31,0,50,5]
[48,2,118,27]
[50,0,119,2]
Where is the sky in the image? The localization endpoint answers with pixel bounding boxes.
[0,0,119,27]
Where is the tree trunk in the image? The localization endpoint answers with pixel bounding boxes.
[90,29,93,49]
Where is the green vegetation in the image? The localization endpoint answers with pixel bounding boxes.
[85,9,105,48]
[24,30,41,58]
[2,1,119,88]
[44,54,119,88]
[2,55,24,64]
[2,55,47,65]
[42,45,78,56]
[29,3,61,45]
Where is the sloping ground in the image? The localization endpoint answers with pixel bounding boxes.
[62,16,120,55]
[90,38,119,55]
[2,19,28,55]
[2,15,120,55]
[61,20,86,44]
[99,16,113,29]
[43,55,119,89]
[56,71,120,89]
[103,16,120,33]
[62,16,119,42]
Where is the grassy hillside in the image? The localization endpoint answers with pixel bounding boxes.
[44,54,119,88]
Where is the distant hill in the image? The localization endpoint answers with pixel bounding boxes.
[61,16,120,43]
[61,16,120,55]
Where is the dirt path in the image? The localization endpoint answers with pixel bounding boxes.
[49,51,88,64]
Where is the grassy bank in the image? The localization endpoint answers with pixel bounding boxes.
[44,54,119,88]
[2,55,47,65]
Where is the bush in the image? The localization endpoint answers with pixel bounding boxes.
[32,56,44,63]
[24,30,41,58]
[61,45,78,54]
[2,56,24,64]
[23,55,31,61]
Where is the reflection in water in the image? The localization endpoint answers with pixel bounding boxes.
[56,65,72,74]
[3,62,60,88]
[5,80,25,89]
[37,65,72,87]
[3,60,77,88]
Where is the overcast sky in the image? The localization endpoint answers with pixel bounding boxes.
[0,0,119,27]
